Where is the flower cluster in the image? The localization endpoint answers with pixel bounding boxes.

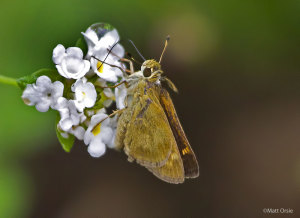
[21,23,127,157]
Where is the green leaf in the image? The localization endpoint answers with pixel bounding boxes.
[17,68,64,90]
[55,113,75,153]
[75,37,87,55]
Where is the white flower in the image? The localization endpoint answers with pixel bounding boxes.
[52,44,90,79]
[22,76,64,112]
[84,111,116,157]
[115,82,127,109]
[82,27,124,60]
[56,97,86,132]
[90,56,124,82]
[82,26,125,82]
[71,77,97,112]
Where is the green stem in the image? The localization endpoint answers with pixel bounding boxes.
[0,75,18,87]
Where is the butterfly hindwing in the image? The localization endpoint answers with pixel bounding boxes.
[147,141,185,184]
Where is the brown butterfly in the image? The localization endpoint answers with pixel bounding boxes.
[112,37,199,184]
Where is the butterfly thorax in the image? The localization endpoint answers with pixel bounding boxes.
[123,60,163,108]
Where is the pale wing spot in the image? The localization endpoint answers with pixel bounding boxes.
[182,147,191,155]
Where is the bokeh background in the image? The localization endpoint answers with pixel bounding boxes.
[0,0,299,217]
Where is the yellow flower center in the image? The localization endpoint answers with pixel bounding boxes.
[97,61,104,73]
[92,123,101,136]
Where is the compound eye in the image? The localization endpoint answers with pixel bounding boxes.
[143,67,152,77]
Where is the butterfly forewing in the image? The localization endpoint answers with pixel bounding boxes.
[115,80,174,168]
[159,88,199,178]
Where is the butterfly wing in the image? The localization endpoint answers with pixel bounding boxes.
[115,80,175,168]
[146,141,185,184]
[159,88,199,178]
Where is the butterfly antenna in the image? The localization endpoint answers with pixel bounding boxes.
[92,55,129,74]
[128,39,146,61]
[159,35,170,64]
[98,40,120,70]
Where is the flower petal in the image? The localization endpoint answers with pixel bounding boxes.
[106,130,116,148]
[72,126,85,140]
[36,101,51,112]
[52,44,66,65]
[56,65,68,78]
[111,44,125,60]
[36,76,52,87]
[99,29,120,48]
[59,118,73,132]
[51,81,64,99]
[55,97,68,110]
[115,83,127,109]
[88,139,106,158]
[80,60,91,78]
[100,126,114,145]
[71,78,82,92]
[66,47,84,59]
[82,29,98,46]
[22,85,38,105]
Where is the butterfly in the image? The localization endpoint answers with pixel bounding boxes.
[112,37,199,183]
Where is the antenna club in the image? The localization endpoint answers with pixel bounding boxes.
[159,36,170,64]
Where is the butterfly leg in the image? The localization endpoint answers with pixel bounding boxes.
[120,58,134,74]
[91,108,127,133]
[96,80,127,89]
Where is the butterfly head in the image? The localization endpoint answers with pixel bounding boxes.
[141,59,162,78]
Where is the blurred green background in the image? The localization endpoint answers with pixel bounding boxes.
[0,0,300,217]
